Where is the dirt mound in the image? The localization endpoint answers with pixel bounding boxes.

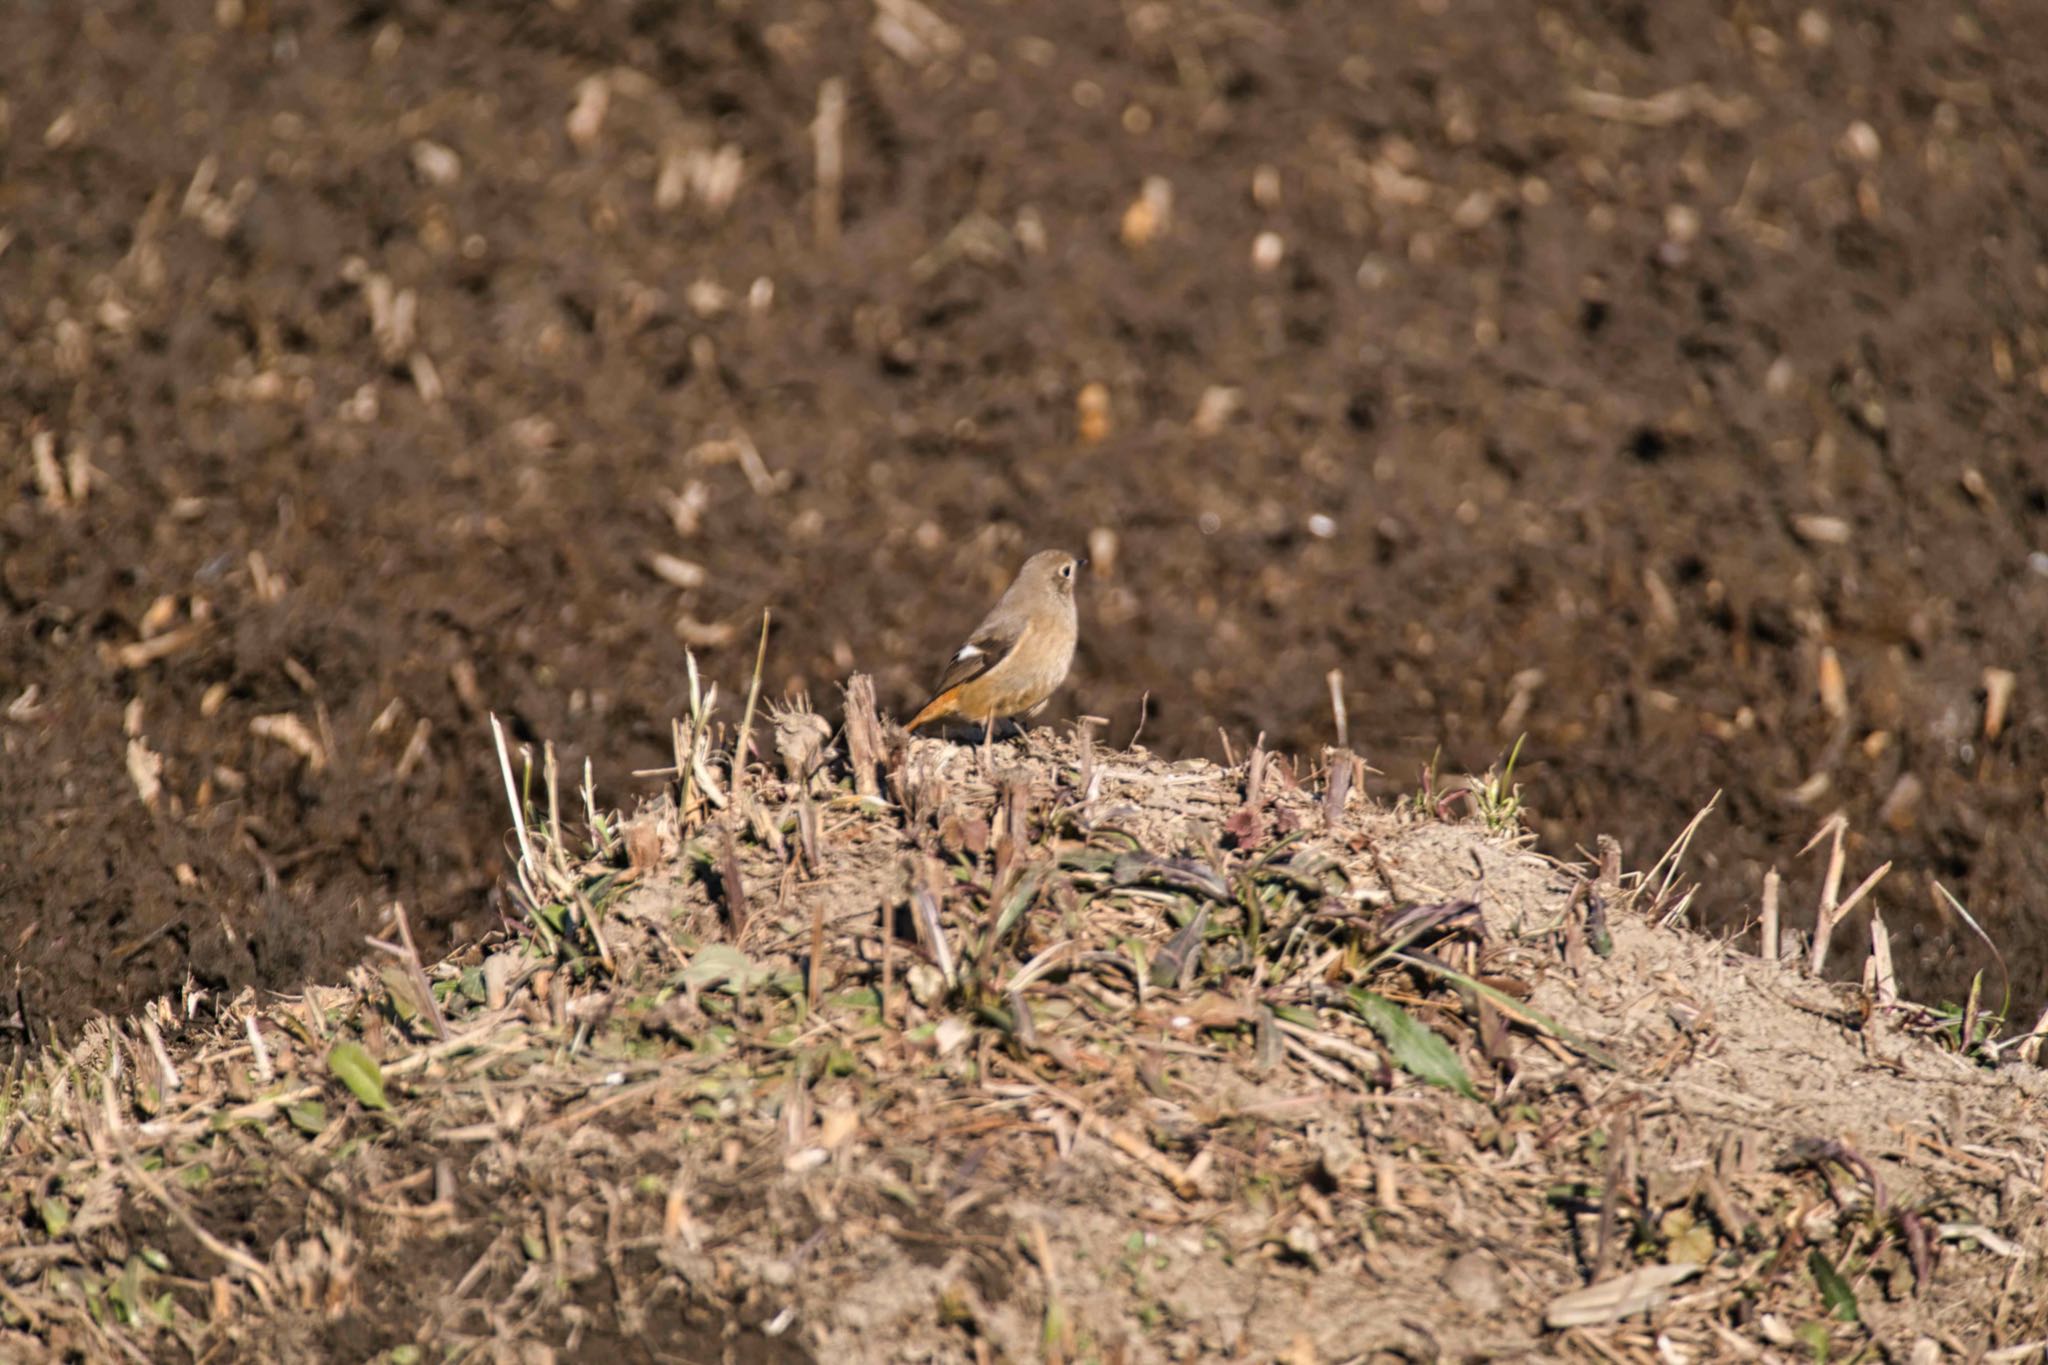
[4,0,2047,1039]
[2,721,2042,1360]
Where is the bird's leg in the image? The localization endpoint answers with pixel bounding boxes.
[980,708,996,775]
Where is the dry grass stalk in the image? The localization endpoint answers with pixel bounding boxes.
[843,673,886,800]
[101,626,203,675]
[249,713,327,771]
[1816,644,1848,719]
[1759,865,1781,961]
[812,78,845,250]
[367,902,449,1041]
[1802,815,1849,975]
[566,74,609,151]
[30,429,66,506]
[1323,747,1353,826]
[871,0,960,65]
[490,712,539,890]
[716,826,749,938]
[729,610,772,811]
[2018,1005,2048,1067]
[1326,668,1349,748]
[1982,666,2016,741]
[908,861,955,986]
[1638,791,1718,914]
[1812,857,1893,977]
[1076,382,1112,443]
[1868,907,1899,1007]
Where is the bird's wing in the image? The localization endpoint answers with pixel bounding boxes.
[930,615,1027,695]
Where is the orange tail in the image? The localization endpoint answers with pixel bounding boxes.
[908,686,963,731]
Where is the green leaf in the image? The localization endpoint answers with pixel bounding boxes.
[1347,989,1479,1099]
[1056,848,1119,874]
[1391,952,1621,1070]
[990,865,1050,949]
[380,966,421,1023]
[287,1100,329,1135]
[327,1042,390,1111]
[676,944,767,992]
[1807,1248,1860,1322]
[38,1197,71,1237]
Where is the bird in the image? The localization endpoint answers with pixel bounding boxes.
[908,549,1080,735]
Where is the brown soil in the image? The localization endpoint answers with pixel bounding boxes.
[4,0,2048,1039]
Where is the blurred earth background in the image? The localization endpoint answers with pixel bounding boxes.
[2,0,2045,1038]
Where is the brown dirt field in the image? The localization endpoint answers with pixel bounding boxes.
[4,0,2048,1041]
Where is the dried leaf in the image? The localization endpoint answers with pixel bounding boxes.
[1544,1263,1699,1327]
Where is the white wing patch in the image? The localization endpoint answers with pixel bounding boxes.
[951,643,983,663]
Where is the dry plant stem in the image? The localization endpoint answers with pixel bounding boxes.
[911,877,955,985]
[2018,1005,2048,1067]
[671,716,694,826]
[1760,866,1781,961]
[1323,748,1353,826]
[843,674,885,800]
[1326,669,1349,748]
[245,1014,274,1082]
[544,741,566,880]
[1028,1217,1069,1362]
[996,767,1031,882]
[1809,833,1885,978]
[490,713,537,887]
[807,892,826,1016]
[141,1017,180,1094]
[879,898,896,1027]
[795,791,820,874]
[572,884,617,975]
[731,609,772,811]
[1870,908,1899,1007]
[812,78,845,250]
[1642,791,1719,913]
[717,826,750,939]
[379,901,449,1040]
[1075,718,1096,799]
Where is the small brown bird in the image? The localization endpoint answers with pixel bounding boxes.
[908,550,1080,734]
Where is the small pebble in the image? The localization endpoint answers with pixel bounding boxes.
[1442,1250,1506,1314]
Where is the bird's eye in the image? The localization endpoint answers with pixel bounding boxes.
[1060,564,1073,579]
